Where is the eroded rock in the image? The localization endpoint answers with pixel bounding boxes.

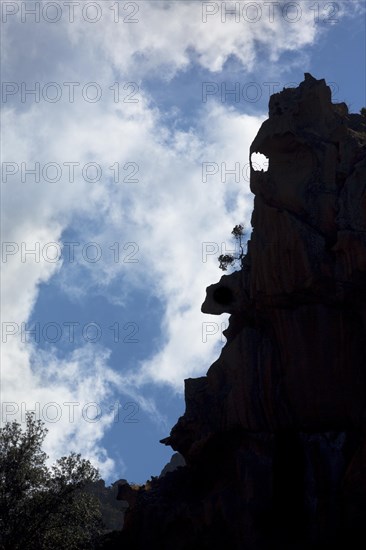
[116,75,366,549]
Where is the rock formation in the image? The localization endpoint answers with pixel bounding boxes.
[84,479,129,531]
[159,452,186,478]
[114,74,366,549]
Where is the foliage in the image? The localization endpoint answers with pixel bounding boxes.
[360,107,366,117]
[218,224,247,271]
[0,413,103,550]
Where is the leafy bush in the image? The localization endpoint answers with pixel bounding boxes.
[0,413,103,550]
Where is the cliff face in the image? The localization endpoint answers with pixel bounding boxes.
[83,480,129,532]
[116,75,366,549]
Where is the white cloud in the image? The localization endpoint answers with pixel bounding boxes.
[65,0,320,77]
[1,91,260,479]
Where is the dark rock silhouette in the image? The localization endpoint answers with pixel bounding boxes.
[115,74,366,549]
[83,479,129,531]
[159,452,186,478]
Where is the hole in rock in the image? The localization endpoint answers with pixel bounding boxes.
[213,286,234,305]
[251,152,269,172]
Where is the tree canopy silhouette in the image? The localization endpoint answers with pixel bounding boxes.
[0,413,103,550]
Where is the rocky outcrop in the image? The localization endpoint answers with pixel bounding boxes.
[159,452,186,478]
[115,75,366,549]
[83,479,129,531]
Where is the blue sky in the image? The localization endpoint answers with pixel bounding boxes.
[1,0,365,484]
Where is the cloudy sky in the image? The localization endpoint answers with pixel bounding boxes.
[1,0,365,483]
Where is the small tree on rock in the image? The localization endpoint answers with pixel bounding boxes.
[218,224,247,271]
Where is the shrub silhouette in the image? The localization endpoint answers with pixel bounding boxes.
[218,224,247,271]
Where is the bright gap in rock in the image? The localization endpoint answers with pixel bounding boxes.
[251,152,269,172]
